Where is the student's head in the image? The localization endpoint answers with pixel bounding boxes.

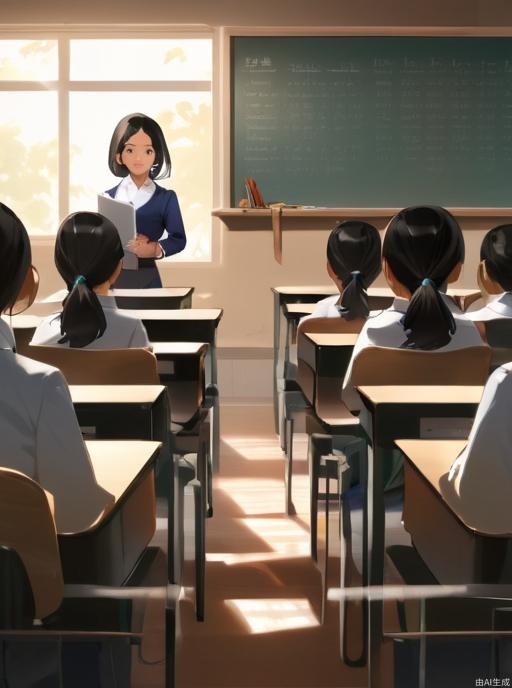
[55,211,124,348]
[479,224,512,294]
[0,203,38,315]
[382,206,464,350]
[326,220,381,320]
[108,113,171,181]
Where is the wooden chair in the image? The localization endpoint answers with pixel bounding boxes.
[27,344,208,621]
[308,345,492,560]
[0,467,177,686]
[283,316,364,514]
[25,345,160,384]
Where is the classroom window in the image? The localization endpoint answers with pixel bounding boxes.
[0,36,213,260]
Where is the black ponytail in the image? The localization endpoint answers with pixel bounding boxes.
[480,224,512,292]
[55,212,124,348]
[327,220,381,320]
[383,206,464,350]
[0,203,31,313]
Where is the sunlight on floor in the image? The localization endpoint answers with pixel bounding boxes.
[222,436,286,461]
[242,517,310,555]
[225,598,319,634]
[206,515,310,565]
[216,478,285,515]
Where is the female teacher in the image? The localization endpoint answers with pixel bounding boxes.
[106,112,187,288]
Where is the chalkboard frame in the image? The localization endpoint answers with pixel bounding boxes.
[225,26,512,214]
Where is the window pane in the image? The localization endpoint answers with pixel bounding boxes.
[0,40,58,81]
[0,92,58,234]
[70,40,212,81]
[69,92,212,260]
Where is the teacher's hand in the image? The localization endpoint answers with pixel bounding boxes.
[127,234,163,258]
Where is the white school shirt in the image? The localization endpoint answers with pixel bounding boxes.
[31,294,150,349]
[0,319,113,533]
[448,362,512,533]
[465,292,512,322]
[299,295,342,325]
[114,175,156,209]
[341,295,484,411]
[299,293,381,326]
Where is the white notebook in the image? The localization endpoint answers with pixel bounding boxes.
[97,194,137,270]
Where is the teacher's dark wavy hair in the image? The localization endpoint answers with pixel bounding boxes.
[0,203,31,313]
[383,206,464,350]
[108,112,172,181]
[480,224,512,292]
[327,220,381,320]
[55,212,124,348]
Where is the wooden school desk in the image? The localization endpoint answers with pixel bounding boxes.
[396,438,512,585]
[58,440,177,688]
[124,309,223,470]
[1,314,42,355]
[271,286,480,432]
[70,384,169,442]
[69,385,174,582]
[272,286,393,432]
[354,385,484,688]
[39,286,194,310]
[297,332,359,413]
[112,287,194,310]
[59,440,161,585]
[152,342,208,427]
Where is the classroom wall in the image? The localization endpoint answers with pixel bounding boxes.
[5,0,512,351]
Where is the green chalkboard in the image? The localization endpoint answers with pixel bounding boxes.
[231,36,512,207]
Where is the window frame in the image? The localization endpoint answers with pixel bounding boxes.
[0,24,218,263]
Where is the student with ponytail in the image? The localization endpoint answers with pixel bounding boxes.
[32,211,149,349]
[342,205,483,410]
[466,224,512,330]
[0,203,113,533]
[300,220,382,324]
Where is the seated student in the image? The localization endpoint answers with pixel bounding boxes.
[0,203,113,533]
[342,205,483,411]
[300,220,382,324]
[465,223,512,336]
[448,361,512,532]
[32,211,150,349]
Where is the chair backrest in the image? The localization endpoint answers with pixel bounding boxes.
[0,468,63,620]
[351,345,491,387]
[297,316,365,336]
[27,345,160,384]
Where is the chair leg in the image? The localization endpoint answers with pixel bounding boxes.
[309,437,320,561]
[284,417,295,515]
[309,434,334,561]
[191,480,205,622]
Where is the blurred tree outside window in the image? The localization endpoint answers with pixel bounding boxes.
[0,37,212,260]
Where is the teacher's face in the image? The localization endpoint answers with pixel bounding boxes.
[116,128,156,180]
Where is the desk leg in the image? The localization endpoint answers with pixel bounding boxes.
[367,441,385,688]
[165,601,176,688]
[273,292,281,433]
[209,342,220,474]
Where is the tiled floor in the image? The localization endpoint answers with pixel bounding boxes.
[175,403,368,688]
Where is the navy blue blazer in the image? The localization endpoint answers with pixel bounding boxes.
[105,182,187,263]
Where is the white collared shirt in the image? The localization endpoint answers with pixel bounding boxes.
[31,294,150,349]
[466,292,512,322]
[299,295,342,324]
[448,362,512,533]
[113,175,156,210]
[342,294,484,411]
[0,318,113,533]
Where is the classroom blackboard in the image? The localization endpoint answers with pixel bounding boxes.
[231,36,512,208]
